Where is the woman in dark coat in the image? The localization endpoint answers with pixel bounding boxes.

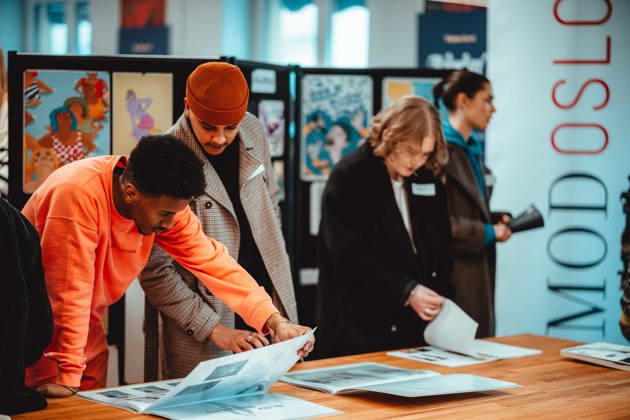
[433,70,512,338]
[316,96,453,358]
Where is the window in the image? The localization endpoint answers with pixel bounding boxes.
[330,4,369,67]
[27,0,91,54]
[75,1,92,55]
[268,1,319,66]
[264,0,368,67]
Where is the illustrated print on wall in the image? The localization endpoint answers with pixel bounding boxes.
[22,69,112,193]
[74,72,110,126]
[300,74,373,181]
[258,99,285,157]
[112,72,173,155]
[381,77,441,109]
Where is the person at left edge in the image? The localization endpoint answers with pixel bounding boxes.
[22,135,314,398]
[0,198,53,415]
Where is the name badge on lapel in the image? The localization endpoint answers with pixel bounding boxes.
[412,183,436,196]
[247,164,265,181]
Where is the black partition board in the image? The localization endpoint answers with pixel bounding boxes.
[235,59,296,261]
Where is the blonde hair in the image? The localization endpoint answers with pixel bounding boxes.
[368,96,448,175]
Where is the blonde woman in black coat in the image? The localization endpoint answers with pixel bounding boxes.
[316,96,453,358]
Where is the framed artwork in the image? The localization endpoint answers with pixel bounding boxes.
[112,72,173,155]
[23,69,111,193]
[381,76,441,109]
[300,74,372,181]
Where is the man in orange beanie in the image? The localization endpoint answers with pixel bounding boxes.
[139,62,310,380]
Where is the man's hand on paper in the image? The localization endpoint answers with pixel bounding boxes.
[209,322,270,353]
[36,383,77,398]
[266,313,315,358]
[407,285,446,321]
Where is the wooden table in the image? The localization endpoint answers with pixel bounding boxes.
[13,334,630,419]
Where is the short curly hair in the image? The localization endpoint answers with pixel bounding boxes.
[124,134,206,199]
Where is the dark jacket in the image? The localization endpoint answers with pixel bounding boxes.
[444,142,498,338]
[0,198,53,415]
[316,143,453,358]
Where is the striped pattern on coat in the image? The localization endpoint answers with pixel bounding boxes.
[139,112,297,380]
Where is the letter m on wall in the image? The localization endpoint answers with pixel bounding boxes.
[546,279,605,336]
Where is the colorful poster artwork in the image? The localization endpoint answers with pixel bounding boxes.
[300,74,372,181]
[381,77,441,110]
[112,72,173,155]
[23,69,111,193]
[258,99,285,157]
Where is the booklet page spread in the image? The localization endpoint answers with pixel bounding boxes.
[78,330,340,419]
[281,362,519,397]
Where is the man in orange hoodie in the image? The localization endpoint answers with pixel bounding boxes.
[23,135,314,397]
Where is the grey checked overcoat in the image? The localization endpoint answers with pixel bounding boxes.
[139,113,297,380]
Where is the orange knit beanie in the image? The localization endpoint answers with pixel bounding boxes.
[185,62,249,125]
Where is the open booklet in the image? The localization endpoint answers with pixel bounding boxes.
[78,330,340,420]
[281,362,518,397]
[561,342,630,372]
[388,299,541,367]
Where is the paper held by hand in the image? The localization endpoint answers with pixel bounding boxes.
[423,299,542,360]
[387,299,542,366]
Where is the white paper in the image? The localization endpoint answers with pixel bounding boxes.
[424,298,479,355]
[78,331,331,418]
[150,392,340,420]
[387,347,493,367]
[359,374,518,397]
[281,362,519,397]
[77,380,182,412]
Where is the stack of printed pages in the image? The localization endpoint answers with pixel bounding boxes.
[78,330,340,420]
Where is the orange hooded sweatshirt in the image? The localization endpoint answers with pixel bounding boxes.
[22,156,277,387]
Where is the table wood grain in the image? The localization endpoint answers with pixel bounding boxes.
[12,334,630,419]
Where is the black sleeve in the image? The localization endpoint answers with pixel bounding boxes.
[0,199,52,380]
[22,215,54,366]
